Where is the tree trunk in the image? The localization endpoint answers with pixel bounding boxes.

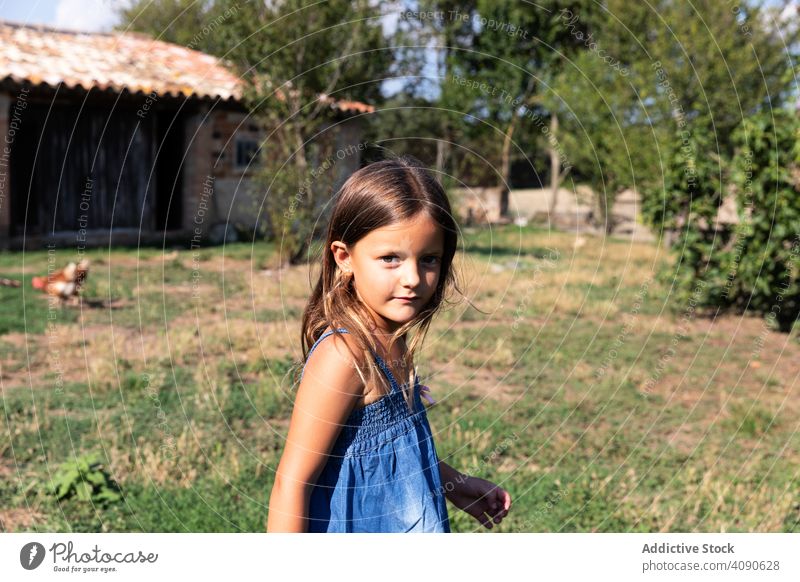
[435,138,449,176]
[596,188,616,235]
[499,115,519,219]
[289,118,311,265]
[548,113,560,216]
[605,194,615,234]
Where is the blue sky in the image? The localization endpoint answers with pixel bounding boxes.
[0,0,119,31]
[0,0,399,32]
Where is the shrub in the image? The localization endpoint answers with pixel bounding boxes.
[647,111,800,332]
[723,109,800,332]
[50,454,122,505]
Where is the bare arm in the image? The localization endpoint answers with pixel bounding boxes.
[266,334,363,532]
[438,459,512,529]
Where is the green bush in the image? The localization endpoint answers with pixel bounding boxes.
[648,111,800,332]
[49,454,122,505]
[723,109,800,331]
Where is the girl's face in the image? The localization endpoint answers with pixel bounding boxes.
[331,212,445,336]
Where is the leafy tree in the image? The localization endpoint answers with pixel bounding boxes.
[596,0,797,232]
[117,0,213,48]
[547,48,657,232]
[406,0,597,216]
[546,0,796,234]
[623,0,799,327]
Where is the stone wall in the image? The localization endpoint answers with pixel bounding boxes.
[181,104,216,242]
[450,185,739,243]
[207,113,367,241]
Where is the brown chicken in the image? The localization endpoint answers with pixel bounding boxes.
[32,259,90,304]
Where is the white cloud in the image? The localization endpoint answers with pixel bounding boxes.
[55,0,119,32]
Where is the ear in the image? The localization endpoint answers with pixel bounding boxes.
[330,241,352,271]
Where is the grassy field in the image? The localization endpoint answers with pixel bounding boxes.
[1,225,798,532]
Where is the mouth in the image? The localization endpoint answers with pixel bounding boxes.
[394,296,419,302]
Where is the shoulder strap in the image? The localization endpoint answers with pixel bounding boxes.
[371,352,403,394]
[372,352,419,396]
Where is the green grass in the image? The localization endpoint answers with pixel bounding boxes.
[0,274,81,334]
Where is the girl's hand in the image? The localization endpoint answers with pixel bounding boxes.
[446,475,511,530]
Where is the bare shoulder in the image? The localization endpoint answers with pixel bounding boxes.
[301,328,364,399]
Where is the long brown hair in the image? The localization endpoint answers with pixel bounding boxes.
[299,156,463,412]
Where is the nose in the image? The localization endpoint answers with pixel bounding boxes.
[400,259,421,289]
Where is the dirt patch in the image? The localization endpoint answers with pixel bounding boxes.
[91,250,183,269]
[430,363,524,405]
[1,332,35,350]
[0,507,44,532]
[0,462,45,532]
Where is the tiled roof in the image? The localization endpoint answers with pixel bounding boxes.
[321,96,376,114]
[0,20,374,114]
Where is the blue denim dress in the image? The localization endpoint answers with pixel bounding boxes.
[302,328,451,533]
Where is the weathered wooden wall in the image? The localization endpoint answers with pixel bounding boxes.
[10,100,156,236]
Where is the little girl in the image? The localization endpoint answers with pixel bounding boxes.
[266,156,512,533]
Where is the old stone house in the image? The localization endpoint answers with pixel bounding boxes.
[0,20,372,250]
